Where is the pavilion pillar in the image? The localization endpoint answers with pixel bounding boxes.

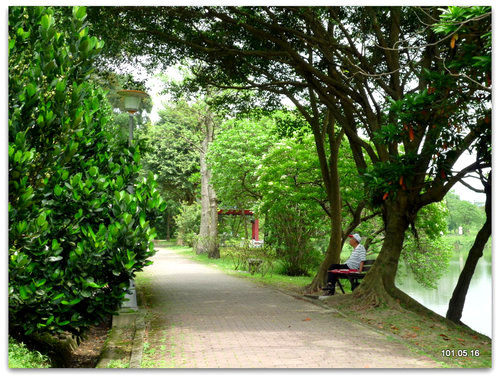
[251,219,259,240]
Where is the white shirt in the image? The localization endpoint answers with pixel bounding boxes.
[345,244,367,270]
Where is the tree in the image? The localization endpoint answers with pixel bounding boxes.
[137,102,201,238]
[197,105,219,258]
[431,6,492,324]
[147,95,220,258]
[87,6,491,306]
[447,172,490,323]
[9,6,165,339]
[255,132,329,275]
[209,114,379,277]
[444,192,484,234]
[399,202,452,289]
[208,116,278,210]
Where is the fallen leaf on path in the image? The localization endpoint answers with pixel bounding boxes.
[303,317,311,321]
[404,332,418,339]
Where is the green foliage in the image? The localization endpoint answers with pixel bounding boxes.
[400,236,453,289]
[8,337,52,368]
[9,6,165,338]
[224,246,276,276]
[414,202,449,239]
[256,133,329,276]
[433,6,491,73]
[400,202,452,289]
[444,192,485,234]
[138,102,201,203]
[208,116,279,209]
[361,7,491,207]
[173,202,201,247]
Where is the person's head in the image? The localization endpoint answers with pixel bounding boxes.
[348,233,361,247]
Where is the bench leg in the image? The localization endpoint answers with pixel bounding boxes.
[335,279,345,294]
[350,278,359,292]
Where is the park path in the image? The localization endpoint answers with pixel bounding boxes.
[136,246,440,368]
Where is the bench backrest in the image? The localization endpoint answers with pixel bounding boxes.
[361,259,376,272]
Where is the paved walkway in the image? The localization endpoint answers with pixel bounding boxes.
[136,247,440,368]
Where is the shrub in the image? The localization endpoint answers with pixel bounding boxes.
[8,337,52,368]
[173,201,201,247]
[8,6,165,338]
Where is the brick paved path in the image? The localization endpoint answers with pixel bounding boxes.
[137,247,440,368]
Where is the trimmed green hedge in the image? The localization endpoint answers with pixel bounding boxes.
[8,6,166,337]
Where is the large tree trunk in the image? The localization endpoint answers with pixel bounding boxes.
[447,175,491,323]
[306,216,343,292]
[306,120,343,292]
[354,193,448,315]
[354,195,410,306]
[196,114,219,258]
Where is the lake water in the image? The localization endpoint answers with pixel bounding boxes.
[396,254,492,337]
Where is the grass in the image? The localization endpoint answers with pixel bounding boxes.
[8,337,52,368]
[135,267,181,368]
[170,244,313,292]
[106,359,130,368]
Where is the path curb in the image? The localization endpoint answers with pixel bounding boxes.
[129,311,145,368]
[96,310,144,368]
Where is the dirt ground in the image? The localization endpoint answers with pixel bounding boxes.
[65,317,111,368]
[321,293,491,368]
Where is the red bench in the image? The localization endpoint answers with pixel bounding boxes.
[327,259,375,294]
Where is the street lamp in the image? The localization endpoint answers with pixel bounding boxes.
[117,89,149,145]
[116,89,149,312]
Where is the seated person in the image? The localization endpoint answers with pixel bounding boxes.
[323,233,366,295]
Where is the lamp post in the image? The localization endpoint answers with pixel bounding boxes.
[116,90,148,311]
[117,89,149,145]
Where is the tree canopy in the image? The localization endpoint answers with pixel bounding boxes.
[87,5,491,304]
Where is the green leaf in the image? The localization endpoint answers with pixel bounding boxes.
[55,79,66,92]
[14,150,22,163]
[36,213,46,227]
[85,278,103,288]
[40,14,54,30]
[116,176,124,188]
[54,185,63,196]
[73,6,87,20]
[26,83,37,97]
[19,285,31,300]
[52,293,65,301]
[34,279,46,287]
[89,166,98,177]
[16,221,27,234]
[75,208,83,219]
[61,298,81,305]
